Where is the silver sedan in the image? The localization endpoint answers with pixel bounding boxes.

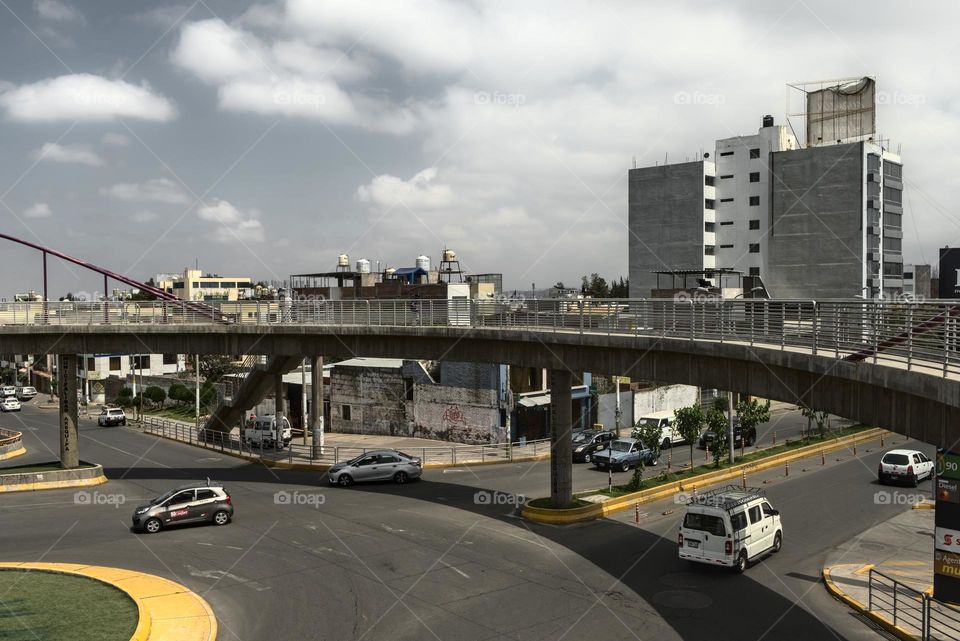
[327,449,423,486]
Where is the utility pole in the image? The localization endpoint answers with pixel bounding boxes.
[728,390,735,464]
[301,357,308,445]
[195,354,200,431]
[614,376,622,438]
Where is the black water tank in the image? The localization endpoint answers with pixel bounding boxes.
[762,114,774,127]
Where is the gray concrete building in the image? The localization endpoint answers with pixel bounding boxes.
[628,160,716,298]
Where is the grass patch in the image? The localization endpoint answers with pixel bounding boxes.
[580,424,875,499]
[0,568,137,641]
[0,461,95,475]
[143,406,202,421]
[526,497,592,510]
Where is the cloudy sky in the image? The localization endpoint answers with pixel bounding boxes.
[0,0,957,298]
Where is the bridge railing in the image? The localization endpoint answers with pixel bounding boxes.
[6,298,960,378]
[867,567,960,640]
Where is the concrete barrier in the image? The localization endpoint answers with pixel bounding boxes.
[0,462,107,493]
[0,428,25,460]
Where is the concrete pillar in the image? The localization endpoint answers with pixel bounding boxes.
[549,368,573,508]
[57,354,79,468]
[309,356,323,456]
[274,372,285,420]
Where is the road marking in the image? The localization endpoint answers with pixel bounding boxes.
[185,564,270,591]
[197,542,214,546]
[381,524,404,534]
[441,561,470,579]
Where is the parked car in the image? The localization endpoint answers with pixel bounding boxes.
[327,449,423,486]
[242,414,292,449]
[592,438,659,472]
[878,449,934,487]
[698,418,756,449]
[97,407,127,426]
[132,482,233,534]
[678,485,782,573]
[635,410,689,449]
[571,429,616,463]
[0,386,16,398]
[16,386,37,401]
[1,397,21,412]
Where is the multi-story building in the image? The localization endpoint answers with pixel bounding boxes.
[903,264,932,300]
[79,353,185,404]
[156,269,253,302]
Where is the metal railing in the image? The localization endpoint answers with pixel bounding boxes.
[0,428,22,448]
[868,568,960,640]
[4,298,960,378]
[140,416,549,467]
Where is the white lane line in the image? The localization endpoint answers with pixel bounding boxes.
[441,561,470,579]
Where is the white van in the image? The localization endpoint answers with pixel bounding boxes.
[242,414,292,449]
[678,486,782,573]
[636,410,686,449]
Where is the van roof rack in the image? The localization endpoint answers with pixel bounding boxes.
[686,485,766,511]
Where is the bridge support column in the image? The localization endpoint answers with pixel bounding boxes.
[549,369,573,508]
[57,355,79,468]
[309,356,323,457]
[274,372,285,424]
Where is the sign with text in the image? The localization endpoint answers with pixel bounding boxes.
[936,526,960,553]
[938,451,960,480]
[935,550,960,578]
[938,478,960,504]
[939,247,960,299]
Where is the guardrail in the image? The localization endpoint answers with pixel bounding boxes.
[4,298,960,378]
[868,568,960,640]
[141,416,549,467]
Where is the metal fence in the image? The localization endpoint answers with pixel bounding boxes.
[868,568,960,640]
[140,416,549,467]
[5,298,960,378]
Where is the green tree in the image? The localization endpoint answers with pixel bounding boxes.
[673,405,705,466]
[609,276,630,298]
[198,355,239,384]
[144,386,166,408]
[799,405,830,439]
[167,383,192,406]
[580,273,610,298]
[735,398,771,455]
[705,407,729,467]
[632,420,664,465]
[712,395,730,413]
[199,382,219,411]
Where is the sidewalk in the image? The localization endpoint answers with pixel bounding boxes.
[823,505,960,640]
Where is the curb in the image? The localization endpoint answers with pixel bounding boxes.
[0,562,216,641]
[522,428,886,524]
[822,565,916,641]
[0,446,26,461]
[0,463,108,493]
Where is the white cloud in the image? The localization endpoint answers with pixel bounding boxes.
[100,178,189,204]
[130,210,158,223]
[23,203,52,218]
[101,132,130,147]
[357,167,453,209]
[197,199,265,243]
[0,74,176,122]
[33,142,103,166]
[35,0,83,22]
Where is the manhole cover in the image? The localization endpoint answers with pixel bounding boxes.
[652,589,712,610]
[660,572,705,589]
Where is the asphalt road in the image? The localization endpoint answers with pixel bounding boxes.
[0,403,930,641]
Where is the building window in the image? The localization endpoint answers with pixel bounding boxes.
[87,357,95,371]
[884,263,904,277]
[749,196,760,206]
[133,355,150,370]
[704,175,715,186]
[200,281,220,288]
[749,267,760,276]
[109,357,121,371]
[719,151,734,157]
[883,236,902,252]
[705,199,715,210]
[885,213,902,229]
[720,174,734,179]
[172,282,184,289]
[884,187,902,205]
[720,244,734,249]
[341,405,352,421]
[903,271,914,280]
[749,243,760,253]
[219,282,237,289]
[704,245,715,256]
[884,162,903,180]
[749,172,760,183]
[720,197,734,203]
[749,219,760,230]
[749,148,760,159]
[191,282,199,288]
[705,222,716,233]
[162,354,178,365]
[720,221,734,226]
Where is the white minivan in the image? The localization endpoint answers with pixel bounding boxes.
[678,486,783,573]
[636,410,687,449]
[242,415,292,449]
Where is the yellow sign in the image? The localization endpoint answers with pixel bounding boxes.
[86,371,101,380]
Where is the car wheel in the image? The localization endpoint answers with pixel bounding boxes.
[394,471,409,484]
[584,453,593,464]
[212,510,230,526]
[144,518,162,534]
[910,474,919,488]
[619,461,629,473]
[661,438,671,449]
[878,474,885,485]
[747,434,756,446]
[337,474,354,487]
[121,419,126,426]
[735,551,748,573]
[98,420,103,426]
[772,531,782,553]
[650,457,660,467]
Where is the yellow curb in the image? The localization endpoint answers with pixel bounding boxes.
[823,565,917,641]
[0,446,26,460]
[0,464,109,493]
[522,428,887,524]
[0,562,216,641]
[912,502,934,510]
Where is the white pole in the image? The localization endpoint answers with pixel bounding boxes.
[195,354,200,430]
[728,390,735,464]
[301,357,307,445]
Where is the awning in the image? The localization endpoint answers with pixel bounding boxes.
[518,396,550,408]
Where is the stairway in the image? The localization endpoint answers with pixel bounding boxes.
[204,355,303,432]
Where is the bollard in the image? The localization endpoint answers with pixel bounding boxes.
[705,446,709,463]
[741,469,747,489]
[635,503,640,526]
[667,451,672,471]
[853,442,857,456]
[821,450,825,466]
[773,431,776,446]
[785,461,789,477]
[881,435,884,448]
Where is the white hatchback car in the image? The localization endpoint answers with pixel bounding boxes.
[1,397,21,412]
[878,449,933,487]
[678,486,782,573]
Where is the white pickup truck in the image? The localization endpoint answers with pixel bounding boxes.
[242,414,292,449]
[635,410,688,449]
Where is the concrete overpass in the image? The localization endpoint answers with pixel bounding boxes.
[3,297,959,505]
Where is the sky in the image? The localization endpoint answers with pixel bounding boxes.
[0,0,957,299]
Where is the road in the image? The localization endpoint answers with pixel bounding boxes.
[0,403,929,640]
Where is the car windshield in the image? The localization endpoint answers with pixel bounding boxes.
[572,432,591,443]
[611,441,632,452]
[152,488,180,504]
[883,453,910,466]
[636,419,659,426]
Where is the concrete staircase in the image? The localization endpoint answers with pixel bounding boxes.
[204,355,302,432]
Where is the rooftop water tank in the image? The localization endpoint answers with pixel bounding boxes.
[385,267,396,277]
[443,249,457,261]
[337,254,349,267]
[356,259,371,274]
[416,255,430,271]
